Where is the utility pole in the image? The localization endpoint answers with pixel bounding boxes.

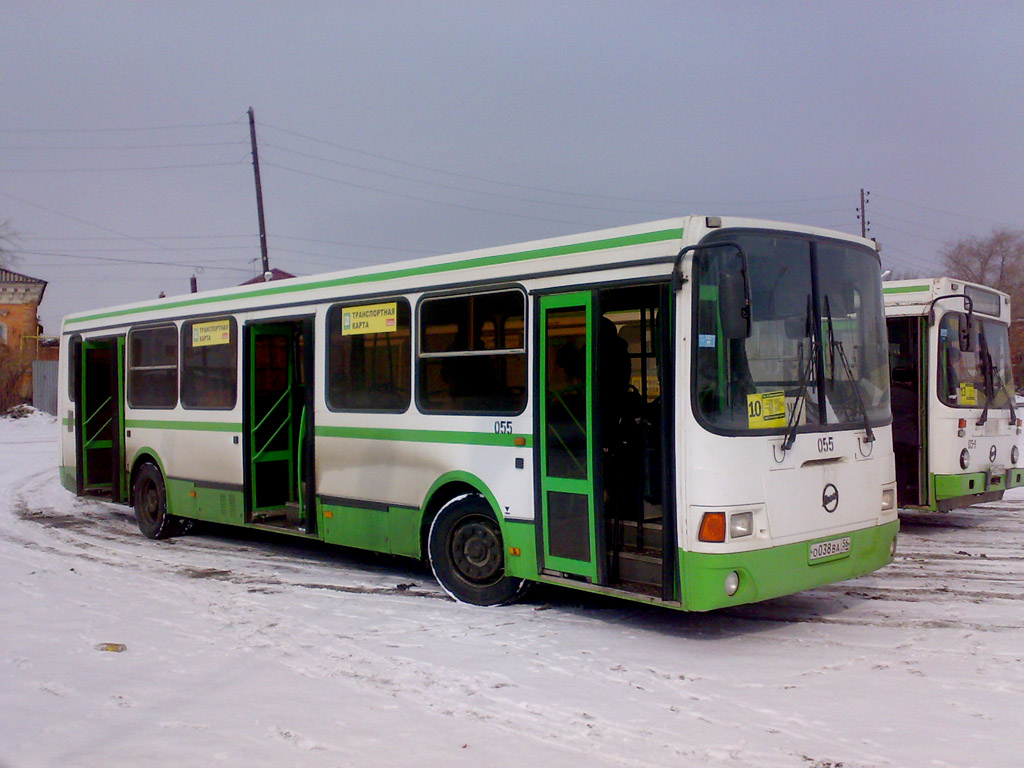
[857,188,871,239]
[248,107,271,276]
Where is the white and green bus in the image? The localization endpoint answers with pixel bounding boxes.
[59,216,898,611]
[884,277,1023,511]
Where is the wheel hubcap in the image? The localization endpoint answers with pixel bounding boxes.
[140,482,158,523]
[450,516,502,584]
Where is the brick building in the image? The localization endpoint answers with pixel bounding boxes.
[0,268,50,406]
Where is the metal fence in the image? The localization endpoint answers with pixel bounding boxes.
[32,360,58,415]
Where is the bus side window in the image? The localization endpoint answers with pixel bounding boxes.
[326,299,411,412]
[418,290,527,415]
[127,325,179,409]
[181,318,238,410]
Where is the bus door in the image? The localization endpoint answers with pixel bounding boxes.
[244,317,316,534]
[887,316,927,506]
[75,335,126,501]
[537,292,601,583]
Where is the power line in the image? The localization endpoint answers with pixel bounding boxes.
[0,161,243,173]
[17,231,437,255]
[873,193,1018,228]
[17,249,251,272]
[20,233,256,242]
[0,121,239,134]
[18,250,256,266]
[263,141,669,216]
[0,141,246,150]
[261,120,854,208]
[0,189,228,263]
[264,161,593,227]
[870,219,952,245]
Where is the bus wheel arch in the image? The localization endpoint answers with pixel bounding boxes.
[426,492,527,606]
[420,479,480,557]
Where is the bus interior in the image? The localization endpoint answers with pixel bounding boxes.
[597,285,673,596]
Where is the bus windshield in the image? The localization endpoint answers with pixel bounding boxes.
[693,230,890,436]
[938,314,1015,409]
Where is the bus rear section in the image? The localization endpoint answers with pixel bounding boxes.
[884,278,1023,511]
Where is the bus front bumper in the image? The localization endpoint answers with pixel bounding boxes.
[679,520,899,612]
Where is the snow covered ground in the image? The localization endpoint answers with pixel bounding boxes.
[1,412,1022,768]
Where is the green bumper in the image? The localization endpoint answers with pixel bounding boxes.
[934,467,1024,503]
[679,520,899,612]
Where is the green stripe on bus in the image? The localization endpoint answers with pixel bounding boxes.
[316,425,532,448]
[64,227,684,325]
[124,419,242,432]
[883,284,930,294]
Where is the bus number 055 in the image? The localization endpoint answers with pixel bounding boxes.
[493,420,514,435]
[817,437,835,453]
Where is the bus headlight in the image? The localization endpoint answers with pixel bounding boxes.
[960,449,971,470]
[881,487,896,511]
[729,511,754,538]
[1012,446,1019,465]
[724,571,740,596]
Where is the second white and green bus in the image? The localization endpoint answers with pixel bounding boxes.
[884,277,1023,511]
[59,215,898,611]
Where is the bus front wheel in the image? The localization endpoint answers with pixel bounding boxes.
[134,463,185,539]
[428,494,527,606]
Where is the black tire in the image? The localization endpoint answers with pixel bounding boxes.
[428,494,528,606]
[133,463,185,539]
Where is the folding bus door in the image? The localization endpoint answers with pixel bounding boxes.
[75,336,126,500]
[537,292,601,582]
[244,318,316,534]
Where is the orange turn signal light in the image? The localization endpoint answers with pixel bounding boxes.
[698,512,727,543]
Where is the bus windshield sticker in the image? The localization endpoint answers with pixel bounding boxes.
[192,320,231,347]
[959,382,977,406]
[698,334,716,348]
[747,391,786,429]
[343,302,398,335]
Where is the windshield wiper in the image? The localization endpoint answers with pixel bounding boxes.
[781,296,816,452]
[994,368,1017,425]
[976,324,995,427]
[975,324,1016,426]
[824,295,876,443]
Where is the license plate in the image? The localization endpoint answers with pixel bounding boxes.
[809,536,851,563]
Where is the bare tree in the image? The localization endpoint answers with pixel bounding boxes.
[0,220,16,268]
[940,228,1024,308]
[941,227,1024,388]
[0,346,33,412]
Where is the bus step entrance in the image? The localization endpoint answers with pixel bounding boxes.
[618,520,663,551]
[252,501,305,531]
[612,519,663,590]
[615,551,662,589]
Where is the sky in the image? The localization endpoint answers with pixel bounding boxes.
[2,1,1023,334]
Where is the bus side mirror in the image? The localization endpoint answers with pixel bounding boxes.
[718,269,751,339]
[959,317,974,352]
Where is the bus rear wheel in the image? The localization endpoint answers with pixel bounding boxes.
[428,494,527,606]
[134,463,186,539]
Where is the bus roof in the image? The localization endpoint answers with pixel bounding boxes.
[883,277,1010,321]
[63,215,877,333]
